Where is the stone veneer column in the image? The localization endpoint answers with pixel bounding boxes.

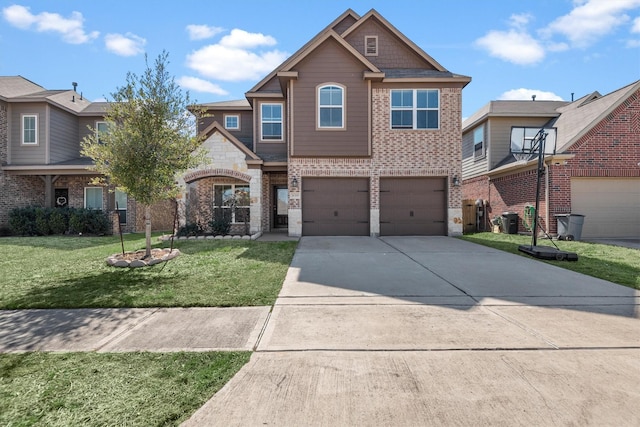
[248,169,262,234]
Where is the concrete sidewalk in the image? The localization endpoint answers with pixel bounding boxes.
[184,236,640,426]
[0,307,270,353]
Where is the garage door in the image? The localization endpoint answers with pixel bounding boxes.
[571,178,640,238]
[380,177,446,236]
[302,178,369,236]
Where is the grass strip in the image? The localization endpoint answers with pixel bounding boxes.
[460,232,639,290]
[0,351,250,427]
[0,235,297,309]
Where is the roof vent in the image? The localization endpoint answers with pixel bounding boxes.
[531,94,536,101]
[365,36,378,56]
[72,82,78,92]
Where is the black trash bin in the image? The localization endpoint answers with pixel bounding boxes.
[501,212,518,234]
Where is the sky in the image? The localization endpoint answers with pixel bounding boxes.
[1,0,639,119]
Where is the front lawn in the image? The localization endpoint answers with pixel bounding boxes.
[0,234,297,309]
[460,232,640,290]
[0,351,250,427]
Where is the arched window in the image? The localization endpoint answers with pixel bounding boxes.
[318,84,344,128]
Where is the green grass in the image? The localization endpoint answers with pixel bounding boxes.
[0,351,251,427]
[0,234,297,309]
[460,232,640,290]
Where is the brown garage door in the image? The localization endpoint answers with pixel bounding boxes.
[380,177,446,236]
[302,178,369,236]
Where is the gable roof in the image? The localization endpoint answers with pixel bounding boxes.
[246,8,469,97]
[199,120,261,162]
[552,80,640,152]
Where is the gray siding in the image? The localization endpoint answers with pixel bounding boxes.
[291,38,369,156]
[488,117,550,169]
[9,102,46,164]
[49,106,80,163]
[462,123,488,179]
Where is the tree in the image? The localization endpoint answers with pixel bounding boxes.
[82,51,207,257]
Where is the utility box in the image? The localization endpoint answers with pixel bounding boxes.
[555,214,585,241]
[501,212,519,234]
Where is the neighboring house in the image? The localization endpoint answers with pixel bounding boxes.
[185,8,471,237]
[0,76,174,233]
[461,80,640,239]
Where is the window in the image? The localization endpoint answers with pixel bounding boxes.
[115,189,127,224]
[510,127,557,154]
[213,184,250,223]
[22,114,37,144]
[473,125,485,158]
[365,36,378,56]
[390,89,439,130]
[261,103,282,140]
[318,85,344,128]
[96,121,108,144]
[225,115,240,130]
[84,187,103,210]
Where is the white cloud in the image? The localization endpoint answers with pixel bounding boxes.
[632,16,640,32]
[2,4,98,44]
[542,0,640,47]
[177,76,229,96]
[219,29,276,48]
[499,88,564,101]
[186,29,287,81]
[186,24,224,41]
[475,29,546,65]
[105,33,146,56]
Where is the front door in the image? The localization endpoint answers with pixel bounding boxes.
[273,186,288,229]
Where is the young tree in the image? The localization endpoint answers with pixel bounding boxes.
[82,51,207,257]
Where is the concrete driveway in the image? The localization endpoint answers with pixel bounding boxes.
[185,236,640,426]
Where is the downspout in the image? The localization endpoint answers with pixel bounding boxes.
[544,162,550,234]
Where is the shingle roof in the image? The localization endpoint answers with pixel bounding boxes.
[463,100,569,130]
[0,76,44,98]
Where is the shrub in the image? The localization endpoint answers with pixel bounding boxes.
[34,207,50,236]
[48,208,68,235]
[9,206,38,236]
[209,216,231,236]
[176,223,202,237]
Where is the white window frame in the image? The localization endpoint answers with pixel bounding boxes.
[84,187,103,210]
[473,125,485,159]
[365,35,378,56]
[260,103,283,141]
[317,84,345,129]
[21,114,38,145]
[213,184,250,224]
[224,114,240,130]
[390,89,440,130]
[96,121,108,144]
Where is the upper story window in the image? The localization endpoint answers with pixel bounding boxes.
[390,89,439,130]
[318,84,344,129]
[96,121,108,144]
[365,36,378,56]
[510,127,557,154]
[225,115,240,130]
[261,103,283,141]
[473,125,485,158]
[22,114,38,145]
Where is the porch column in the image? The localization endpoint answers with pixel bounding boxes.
[248,169,262,234]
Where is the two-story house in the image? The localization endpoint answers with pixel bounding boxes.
[0,76,174,233]
[184,8,471,237]
[461,80,640,239]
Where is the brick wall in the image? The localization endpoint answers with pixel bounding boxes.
[289,86,463,236]
[462,87,640,235]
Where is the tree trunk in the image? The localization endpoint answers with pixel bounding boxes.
[145,205,152,258]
